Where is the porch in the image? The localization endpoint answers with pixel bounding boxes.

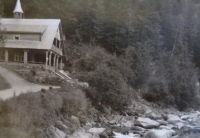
[0,48,63,70]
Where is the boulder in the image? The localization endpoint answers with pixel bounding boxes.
[167,114,182,124]
[69,128,100,138]
[69,132,99,138]
[47,125,66,138]
[159,125,176,130]
[108,119,116,125]
[157,120,168,125]
[176,122,187,130]
[70,116,80,127]
[88,128,106,135]
[118,116,128,125]
[122,119,135,128]
[181,115,189,120]
[134,104,152,115]
[131,126,146,133]
[147,112,162,120]
[144,129,175,138]
[135,117,160,129]
[108,115,124,126]
[83,123,92,131]
[113,132,140,138]
[189,111,200,124]
[55,121,70,134]
[122,120,134,128]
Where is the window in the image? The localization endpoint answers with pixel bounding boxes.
[14,34,20,40]
[53,38,61,48]
[53,38,56,46]
[14,53,23,62]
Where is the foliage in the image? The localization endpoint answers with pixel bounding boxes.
[2,0,200,110]
[0,81,91,138]
[0,73,10,90]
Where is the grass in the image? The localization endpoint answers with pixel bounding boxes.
[0,81,91,138]
[0,74,10,90]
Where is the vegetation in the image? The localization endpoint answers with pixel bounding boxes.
[1,0,200,111]
[3,65,62,86]
[0,74,10,90]
[0,82,91,138]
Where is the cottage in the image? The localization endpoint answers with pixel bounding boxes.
[0,0,65,70]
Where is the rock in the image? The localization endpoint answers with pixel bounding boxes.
[167,114,182,124]
[147,112,162,120]
[131,126,146,131]
[55,121,70,134]
[181,115,189,120]
[69,131,99,138]
[88,128,106,135]
[108,119,116,125]
[135,117,160,129]
[157,120,168,125]
[189,111,200,124]
[188,119,192,122]
[83,123,92,131]
[144,129,175,138]
[70,116,80,128]
[108,115,122,125]
[48,125,66,138]
[180,127,200,137]
[134,103,152,115]
[118,116,128,125]
[176,122,185,130]
[159,125,176,130]
[113,132,140,138]
[122,120,135,128]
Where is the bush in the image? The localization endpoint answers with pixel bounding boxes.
[0,82,91,138]
[86,64,131,111]
[142,77,174,107]
[30,68,36,76]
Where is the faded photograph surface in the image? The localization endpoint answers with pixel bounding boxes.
[0,0,200,138]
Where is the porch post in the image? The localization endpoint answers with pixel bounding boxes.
[48,51,52,66]
[5,49,8,64]
[24,50,28,66]
[56,56,59,71]
[60,57,63,70]
[45,51,48,71]
[53,54,57,69]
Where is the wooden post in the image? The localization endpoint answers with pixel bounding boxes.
[45,51,48,72]
[56,56,59,71]
[5,49,8,65]
[23,50,28,66]
[48,51,52,66]
[60,57,63,70]
[53,54,56,69]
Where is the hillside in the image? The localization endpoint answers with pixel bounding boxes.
[2,0,200,110]
[1,0,200,137]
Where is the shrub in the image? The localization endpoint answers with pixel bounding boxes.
[41,88,46,92]
[86,64,131,111]
[0,83,91,138]
[30,68,36,76]
[142,77,174,107]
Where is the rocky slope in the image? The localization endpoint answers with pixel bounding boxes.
[39,101,200,138]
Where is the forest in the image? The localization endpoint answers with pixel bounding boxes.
[2,0,200,111]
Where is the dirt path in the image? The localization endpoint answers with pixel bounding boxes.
[0,66,56,100]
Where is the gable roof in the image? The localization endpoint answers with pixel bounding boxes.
[13,0,23,13]
[1,24,47,33]
[1,18,63,56]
